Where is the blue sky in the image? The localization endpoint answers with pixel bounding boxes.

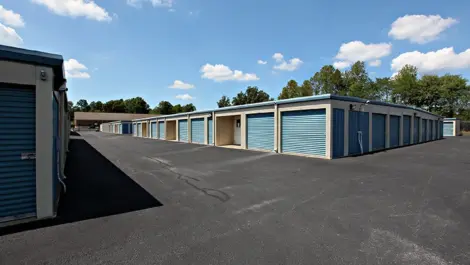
[1,0,470,110]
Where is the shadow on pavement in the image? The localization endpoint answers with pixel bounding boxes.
[1,136,162,236]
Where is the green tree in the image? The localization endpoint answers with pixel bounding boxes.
[182,103,196,112]
[343,61,378,99]
[439,74,469,117]
[76,99,90,112]
[172,104,183,113]
[124,97,150,114]
[311,65,345,95]
[154,101,174,115]
[232,86,271,105]
[89,101,104,112]
[418,75,442,112]
[217,95,231,108]
[375,78,394,102]
[103,99,126,113]
[391,65,419,105]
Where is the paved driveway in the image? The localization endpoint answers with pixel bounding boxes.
[1,132,470,265]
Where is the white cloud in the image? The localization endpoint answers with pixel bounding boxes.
[0,23,23,47]
[391,47,470,74]
[32,0,112,22]
[169,80,195,89]
[389,15,457,44]
[333,61,351,69]
[369,59,382,67]
[0,5,25,28]
[176,94,193,100]
[64,59,91,79]
[200,64,259,82]
[257,60,267,65]
[333,41,391,69]
[273,58,303,71]
[127,0,173,8]
[272,53,284,62]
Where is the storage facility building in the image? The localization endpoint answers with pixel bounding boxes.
[0,44,70,227]
[100,120,133,134]
[443,118,461,137]
[129,95,443,159]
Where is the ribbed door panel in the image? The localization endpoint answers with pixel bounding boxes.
[133,124,137,136]
[208,118,213,145]
[281,109,326,157]
[433,121,437,140]
[428,120,432,141]
[0,86,37,222]
[443,122,453,136]
[421,119,427,142]
[158,122,165,139]
[332,109,344,158]
[151,122,157,138]
[137,123,142,137]
[389,115,400,148]
[349,111,369,155]
[191,118,205,144]
[414,117,419,144]
[247,113,274,151]
[372,113,386,151]
[430,121,434,140]
[403,115,411,145]
[178,120,188,142]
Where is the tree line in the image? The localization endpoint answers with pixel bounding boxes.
[68,97,196,120]
[217,61,470,120]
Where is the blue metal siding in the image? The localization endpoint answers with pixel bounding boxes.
[389,115,400,148]
[178,120,188,142]
[137,123,142,137]
[430,120,434,140]
[191,118,205,144]
[208,118,213,145]
[443,122,453,136]
[332,109,344,158]
[348,111,369,155]
[123,123,129,134]
[414,117,419,144]
[151,122,157,138]
[372,113,386,151]
[247,113,275,151]
[158,122,165,139]
[421,119,427,142]
[403,115,411,145]
[281,109,326,156]
[0,86,37,221]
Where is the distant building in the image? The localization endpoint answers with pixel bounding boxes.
[74,112,156,129]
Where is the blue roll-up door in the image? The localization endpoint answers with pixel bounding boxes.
[191,118,205,144]
[430,120,434,140]
[443,122,453,136]
[433,121,438,140]
[208,118,213,145]
[390,115,400,148]
[372,113,386,151]
[137,123,142,137]
[281,109,326,157]
[349,111,369,156]
[421,119,427,142]
[151,122,157,138]
[403,115,411,145]
[427,120,432,141]
[0,86,37,222]
[247,113,274,151]
[158,121,165,139]
[178,120,188,142]
[414,117,419,144]
[332,109,344,158]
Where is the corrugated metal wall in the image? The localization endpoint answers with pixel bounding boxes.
[151,122,157,138]
[281,109,326,157]
[123,123,129,134]
[158,121,164,139]
[433,121,438,140]
[137,123,142,137]
[247,113,274,151]
[403,115,411,145]
[421,119,427,142]
[133,124,137,136]
[372,113,386,151]
[389,115,400,148]
[178,120,188,142]
[349,111,369,156]
[332,109,344,158]
[208,118,213,145]
[440,121,444,138]
[0,86,37,222]
[414,117,419,144]
[191,118,205,144]
[427,120,432,141]
[444,122,453,136]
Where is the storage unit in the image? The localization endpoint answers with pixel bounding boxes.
[247,113,274,151]
[151,121,157,138]
[281,109,326,157]
[191,118,205,144]
[208,118,213,145]
[332,109,345,158]
[389,115,400,148]
[443,118,461,136]
[427,120,432,141]
[133,123,137,136]
[137,123,142,137]
[0,45,69,227]
[178,120,188,142]
[372,113,386,151]
[403,115,411,145]
[348,111,369,156]
[158,121,164,139]
[421,119,427,142]
[414,117,419,144]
